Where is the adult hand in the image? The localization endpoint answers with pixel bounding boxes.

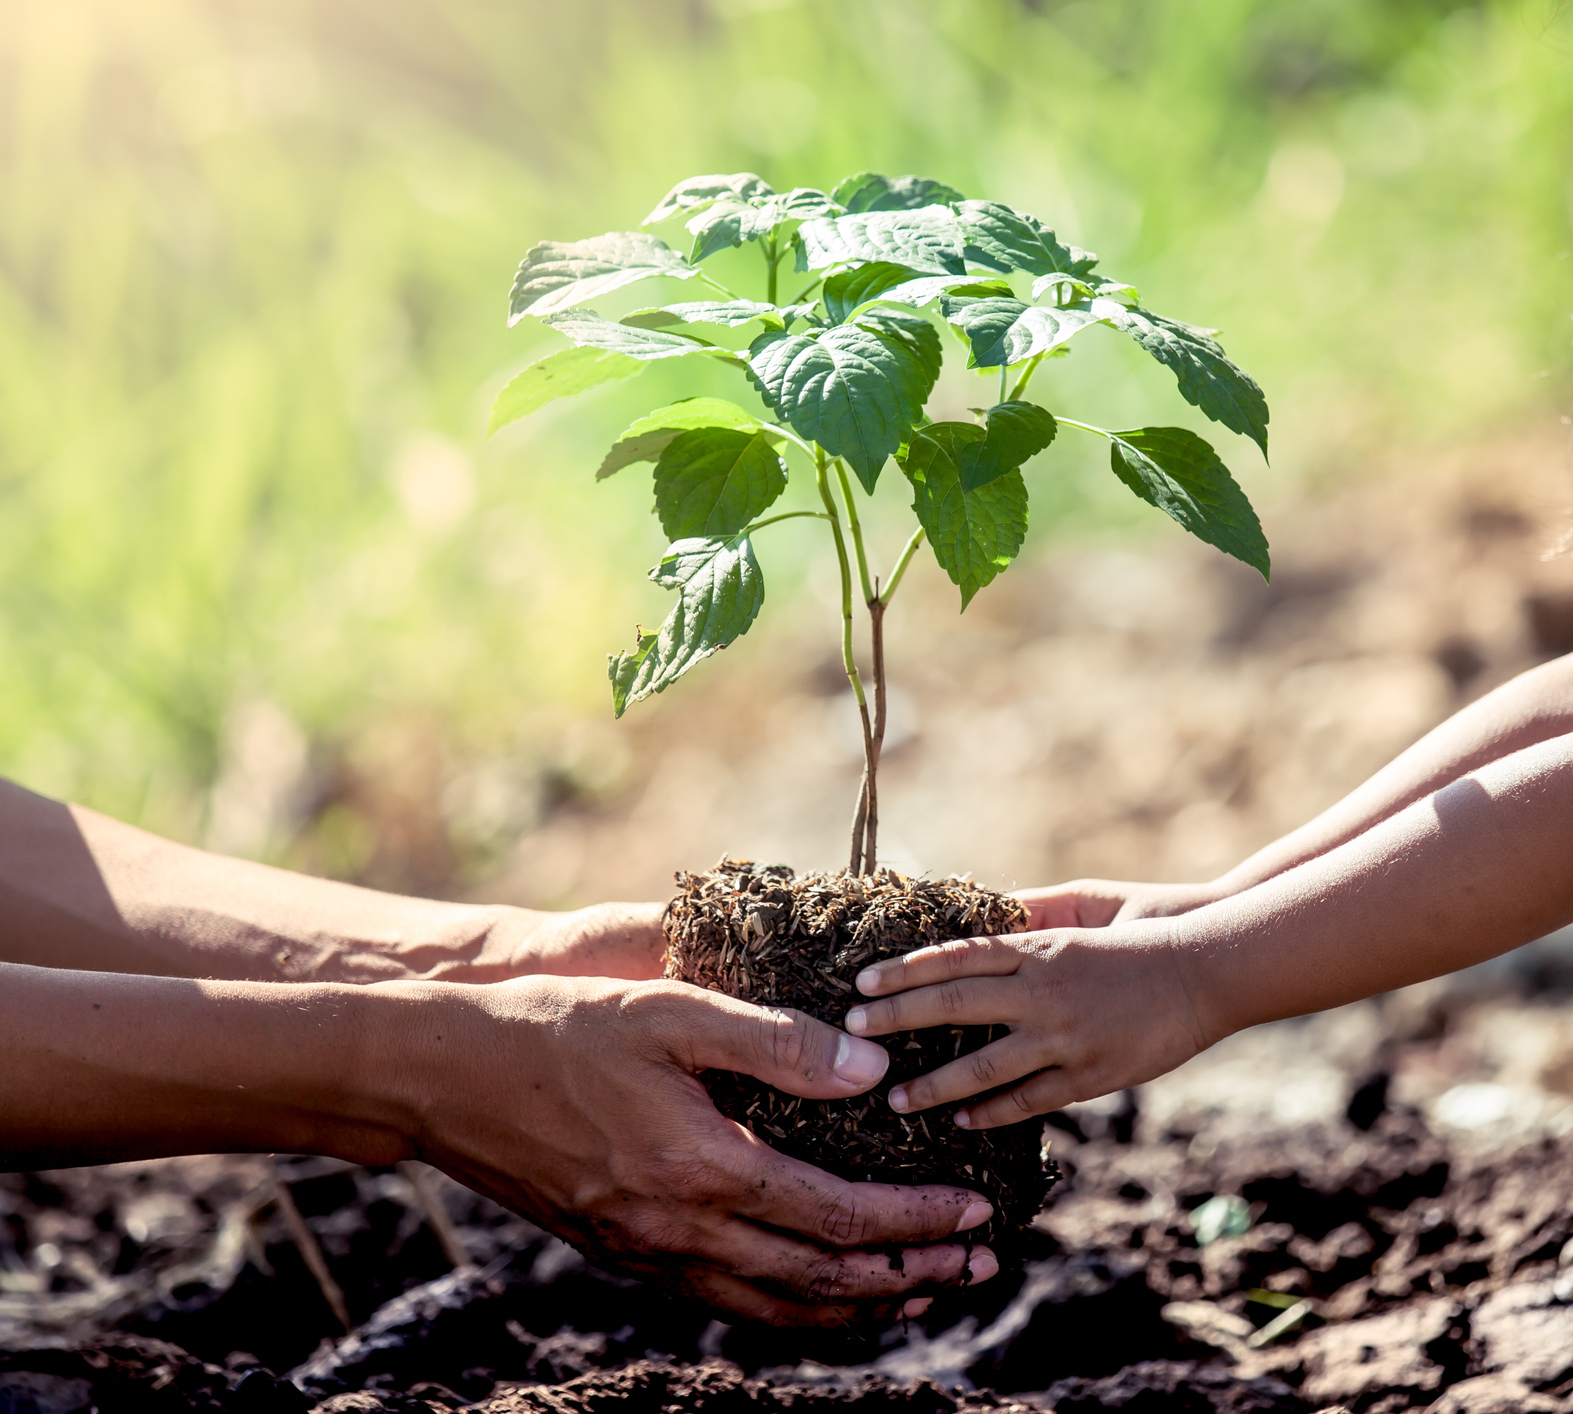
[466,901,669,982]
[389,975,998,1325]
[1012,878,1222,930]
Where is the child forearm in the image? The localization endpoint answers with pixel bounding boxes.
[1207,655,1573,900]
[1186,729,1573,1040]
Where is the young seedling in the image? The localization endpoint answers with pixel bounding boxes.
[491,171,1269,876]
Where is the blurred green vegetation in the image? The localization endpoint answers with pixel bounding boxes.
[0,0,1569,874]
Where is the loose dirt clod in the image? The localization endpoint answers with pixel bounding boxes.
[663,859,1057,1255]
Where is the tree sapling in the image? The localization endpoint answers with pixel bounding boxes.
[491,171,1270,1255]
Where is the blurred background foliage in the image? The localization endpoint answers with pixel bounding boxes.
[0,0,1569,890]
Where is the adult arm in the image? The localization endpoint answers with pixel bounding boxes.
[0,777,664,983]
[852,731,1573,1127]
[0,962,995,1324]
[1017,654,1573,928]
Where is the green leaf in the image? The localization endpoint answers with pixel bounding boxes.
[821,265,1004,324]
[541,309,744,364]
[747,320,933,493]
[597,398,765,480]
[686,188,842,263]
[941,294,1110,368]
[954,201,1097,278]
[608,534,765,716]
[960,400,1058,491]
[508,232,698,323]
[1103,307,1269,457]
[854,308,943,402]
[900,425,1029,608]
[1106,427,1269,578]
[653,428,787,538]
[1033,271,1138,304]
[623,300,784,330]
[831,172,966,212]
[795,207,966,276]
[645,173,773,225]
[488,347,645,436]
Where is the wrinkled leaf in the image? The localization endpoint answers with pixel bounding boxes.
[821,264,1005,324]
[597,397,766,480]
[1103,307,1269,457]
[954,201,1097,278]
[623,300,784,330]
[854,308,943,403]
[941,294,1110,368]
[901,424,1029,608]
[959,400,1058,491]
[488,347,645,436]
[1033,271,1138,304]
[1107,426,1269,578]
[508,232,698,323]
[608,534,765,715]
[541,309,743,364]
[686,187,843,263]
[747,320,934,492]
[795,207,965,276]
[645,172,773,225]
[832,172,965,213]
[653,427,788,538]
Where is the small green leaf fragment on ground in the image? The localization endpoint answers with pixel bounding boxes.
[1192,1194,1254,1246]
[488,347,645,436]
[608,534,765,716]
[1103,307,1270,457]
[597,398,765,480]
[901,424,1028,608]
[508,232,699,323]
[652,427,787,538]
[1107,427,1270,579]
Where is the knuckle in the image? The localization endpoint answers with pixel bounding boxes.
[815,1191,873,1247]
[941,941,976,976]
[763,1008,811,1073]
[938,981,968,1018]
[968,1049,1002,1088]
[1007,1083,1039,1116]
[795,1253,852,1304]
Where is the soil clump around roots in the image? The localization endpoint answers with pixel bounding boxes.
[661,860,1056,1255]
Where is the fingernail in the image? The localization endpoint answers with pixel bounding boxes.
[956,1201,992,1233]
[888,1085,909,1113]
[954,1109,971,1129]
[968,1249,999,1284]
[845,1007,868,1036]
[833,1034,888,1087]
[855,967,880,994]
[903,1297,932,1319]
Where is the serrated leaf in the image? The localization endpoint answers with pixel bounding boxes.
[488,347,645,436]
[597,397,766,480]
[959,400,1058,491]
[653,428,787,538]
[541,309,744,364]
[1033,271,1138,304]
[645,172,773,225]
[854,308,943,401]
[608,534,765,715]
[821,265,1005,324]
[954,201,1097,278]
[508,233,698,323]
[623,300,784,330]
[1107,426,1269,578]
[1103,307,1269,457]
[747,321,933,493]
[686,188,843,263]
[795,207,966,276]
[900,425,1029,608]
[832,172,966,212]
[941,294,1110,368]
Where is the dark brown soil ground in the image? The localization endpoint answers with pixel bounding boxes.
[662,861,1051,1254]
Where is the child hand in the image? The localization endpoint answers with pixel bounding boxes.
[1012,879,1224,930]
[844,926,1211,1131]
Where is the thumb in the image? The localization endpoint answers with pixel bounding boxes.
[669,988,890,1099]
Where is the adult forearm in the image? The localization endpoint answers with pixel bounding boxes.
[0,961,413,1169]
[1209,656,1573,897]
[1184,731,1573,1040]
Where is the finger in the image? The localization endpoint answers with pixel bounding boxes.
[1012,882,1124,931]
[885,1034,1049,1115]
[854,936,1024,998]
[956,1069,1083,1131]
[725,1128,994,1248]
[663,984,891,1098]
[846,975,1025,1038]
[680,1269,899,1328]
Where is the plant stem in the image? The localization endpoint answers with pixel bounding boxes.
[999,362,1007,403]
[834,463,876,605]
[815,448,876,875]
[746,510,833,532]
[1009,352,1045,401]
[765,236,780,306]
[1056,415,1112,439]
[879,527,927,606]
[695,271,743,301]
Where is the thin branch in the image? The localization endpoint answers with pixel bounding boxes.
[879,527,927,606]
[746,510,833,532]
[1008,352,1045,401]
[834,462,876,605]
[694,270,744,301]
[863,592,888,874]
[1055,415,1114,439]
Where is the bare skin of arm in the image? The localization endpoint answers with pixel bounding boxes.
[848,732,1573,1129]
[0,776,665,983]
[1015,654,1573,928]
